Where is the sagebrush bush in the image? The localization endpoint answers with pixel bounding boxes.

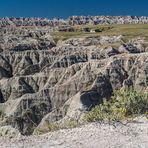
[84,89,148,122]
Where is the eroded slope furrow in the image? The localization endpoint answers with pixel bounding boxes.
[0,29,147,135]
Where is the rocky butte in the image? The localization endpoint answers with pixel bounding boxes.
[0,16,147,147]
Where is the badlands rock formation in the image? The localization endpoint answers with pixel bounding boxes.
[1,16,148,28]
[0,20,148,136]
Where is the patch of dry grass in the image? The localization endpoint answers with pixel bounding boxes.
[51,24,148,41]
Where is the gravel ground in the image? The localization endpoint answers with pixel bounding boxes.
[0,121,148,148]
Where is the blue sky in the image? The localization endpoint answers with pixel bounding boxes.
[0,0,147,18]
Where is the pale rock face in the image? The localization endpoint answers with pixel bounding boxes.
[1,16,148,28]
[0,26,148,135]
[0,28,56,52]
[64,36,123,47]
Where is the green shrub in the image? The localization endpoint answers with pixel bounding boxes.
[84,89,148,122]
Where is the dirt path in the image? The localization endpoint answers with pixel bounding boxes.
[0,121,148,148]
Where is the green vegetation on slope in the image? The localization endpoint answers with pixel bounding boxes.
[36,89,148,135]
[84,89,148,122]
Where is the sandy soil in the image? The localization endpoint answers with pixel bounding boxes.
[0,121,148,148]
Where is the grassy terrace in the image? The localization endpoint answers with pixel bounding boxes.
[51,24,148,41]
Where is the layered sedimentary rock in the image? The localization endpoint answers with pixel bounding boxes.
[1,16,148,28]
[0,26,147,135]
